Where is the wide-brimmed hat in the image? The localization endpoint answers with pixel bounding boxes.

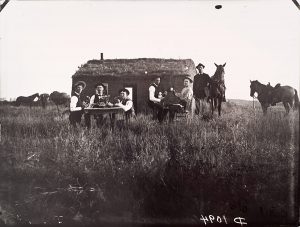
[74,81,86,90]
[94,83,106,89]
[196,63,205,69]
[119,88,130,96]
[184,76,193,83]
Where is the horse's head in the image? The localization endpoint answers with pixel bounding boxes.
[250,80,260,97]
[214,63,226,76]
[213,63,226,82]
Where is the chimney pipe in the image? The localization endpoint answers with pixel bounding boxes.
[101,53,104,60]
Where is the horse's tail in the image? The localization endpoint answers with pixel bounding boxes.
[294,89,299,109]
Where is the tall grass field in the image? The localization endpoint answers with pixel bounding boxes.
[0,101,298,225]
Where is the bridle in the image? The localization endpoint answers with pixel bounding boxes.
[250,87,258,108]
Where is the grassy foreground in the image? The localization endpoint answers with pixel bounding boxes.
[0,102,298,225]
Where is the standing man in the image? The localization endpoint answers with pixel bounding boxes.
[115,88,136,122]
[69,81,90,128]
[148,76,167,122]
[193,63,211,115]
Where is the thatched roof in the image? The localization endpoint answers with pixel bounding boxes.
[72,58,196,78]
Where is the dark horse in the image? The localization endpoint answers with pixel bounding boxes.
[250,80,299,115]
[49,91,71,113]
[16,93,40,108]
[209,63,226,116]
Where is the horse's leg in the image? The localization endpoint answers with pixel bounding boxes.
[289,99,295,110]
[211,98,214,116]
[56,105,60,115]
[218,97,222,116]
[214,99,218,112]
[283,102,290,115]
[261,103,267,115]
[214,98,217,115]
[263,107,266,115]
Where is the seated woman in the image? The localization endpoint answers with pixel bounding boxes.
[180,77,193,112]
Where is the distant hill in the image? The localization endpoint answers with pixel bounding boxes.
[228,99,284,108]
[228,99,257,106]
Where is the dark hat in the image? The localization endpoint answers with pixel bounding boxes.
[184,76,193,83]
[94,83,106,89]
[119,88,130,96]
[196,63,205,69]
[74,81,86,90]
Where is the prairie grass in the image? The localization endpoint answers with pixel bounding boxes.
[0,102,298,224]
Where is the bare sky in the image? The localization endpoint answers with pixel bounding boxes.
[0,0,299,100]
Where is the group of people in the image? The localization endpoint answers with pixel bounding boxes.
[148,76,192,123]
[148,62,217,122]
[69,62,222,127]
[69,82,135,128]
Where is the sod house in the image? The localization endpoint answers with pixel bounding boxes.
[71,58,197,113]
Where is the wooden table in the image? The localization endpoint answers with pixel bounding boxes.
[84,107,124,115]
[84,107,124,128]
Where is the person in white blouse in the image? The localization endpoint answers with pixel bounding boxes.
[180,77,193,112]
[115,88,135,122]
[69,81,90,128]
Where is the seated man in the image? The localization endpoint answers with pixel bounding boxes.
[87,83,110,127]
[161,87,186,122]
[69,81,90,128]
[148,76,167,122]
[89,83,110,107]
[115,88,136,122]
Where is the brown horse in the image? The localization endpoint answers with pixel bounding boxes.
[209,63,226,116]
[250,80,299,115]
[15,93,40,108]
[270,83,299,114]
[49,91,71,113]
